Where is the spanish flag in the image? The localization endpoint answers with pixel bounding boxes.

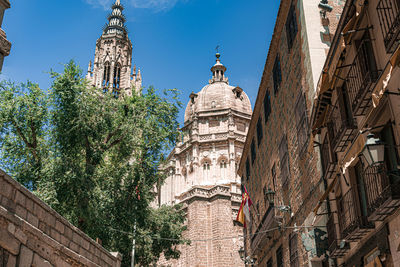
[236,184,253,227]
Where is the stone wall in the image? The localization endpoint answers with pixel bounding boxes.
[0,169,122,267]
[157,185,243,267]
[0,0,11,71]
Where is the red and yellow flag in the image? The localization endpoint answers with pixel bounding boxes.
[236,184,252,227]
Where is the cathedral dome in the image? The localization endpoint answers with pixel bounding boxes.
[184,53,252,122]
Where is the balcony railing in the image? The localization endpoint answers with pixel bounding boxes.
[327,98,357,152]
[363,165,400,221]
[327,214,349,258]
[337,187,373,241]
[377,0,400,53]
[346,38,379,116]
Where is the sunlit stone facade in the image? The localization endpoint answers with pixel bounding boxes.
[86,0,141,96]
[157,53,252,267]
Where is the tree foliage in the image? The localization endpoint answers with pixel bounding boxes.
[0,61,187,266]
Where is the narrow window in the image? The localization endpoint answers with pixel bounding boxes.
[220,160,227,168]
[102,62,111,88]
[276,246,284,267]
[289,233,299,267]
[267,258,273,267]
[273,55,282,94]
[286,5,298,50]
[295,92,309,155]
[246,158,250,180]
[264,91,271,123]
[279,135,290,185]
[203,162,210,170]
[256,118,263,146]
[251,139,256,165]
[113,63,121,89]
[271,163,276,190]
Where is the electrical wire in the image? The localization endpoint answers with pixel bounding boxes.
[108,224,326,243]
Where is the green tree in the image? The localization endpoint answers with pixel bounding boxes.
[0,61,187,266]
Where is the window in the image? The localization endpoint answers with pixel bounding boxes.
[220,160,227,168]
[279,135,290,185]
[256,118,263,146]
[246,158,250,180]
[271,163,276,189]
[251,139,256,165]
[286,4,298,50]
[295,92,309,155]
[273,55,282,94]
[203,162,210,170]
[102,62,111,88]
[267,258,273,267]
[376,0,400,53]
[380,123,400,180]
[113,63,121,89]
[356,31,378,81]
[276,246,283,267]
[264,91,271,123]
[289,233,299,267]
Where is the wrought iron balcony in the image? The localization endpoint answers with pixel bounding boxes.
[346,37,379,116]
[377,0,400,53]
[327,98,357,153]
[327,214,349,258]
[337,187,374,241]
[363,165,400,221]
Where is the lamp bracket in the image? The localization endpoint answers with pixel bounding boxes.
[342,26,373,36]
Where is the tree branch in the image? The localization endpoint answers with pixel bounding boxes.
[11,120,39,161]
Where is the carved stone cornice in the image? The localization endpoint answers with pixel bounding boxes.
[0,28,11,56]
[179,185,233,203]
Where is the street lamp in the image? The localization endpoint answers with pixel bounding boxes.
[318,0,333,18]
[264,189,291,213]
[238,247,257,266]
[265,188,275,206]
[362,133,385,167]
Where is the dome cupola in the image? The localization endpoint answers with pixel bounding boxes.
[184,52,252,123]
[209,53,228,84]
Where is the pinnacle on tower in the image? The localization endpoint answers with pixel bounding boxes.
[103,0,128,36]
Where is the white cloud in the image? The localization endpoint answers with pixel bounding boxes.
[85,0,182,11]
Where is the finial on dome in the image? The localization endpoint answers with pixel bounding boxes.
[115,0,120,4]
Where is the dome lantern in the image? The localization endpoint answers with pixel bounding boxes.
[210,53,228,84]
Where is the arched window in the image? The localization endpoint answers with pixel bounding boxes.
[220,160,227,169]
[113,63,121,89]
[102,62,111,89]
[203,162,210,170]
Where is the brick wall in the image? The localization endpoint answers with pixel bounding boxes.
[0,169,122,267]
[157,185,244,267]
[238,0,344,265]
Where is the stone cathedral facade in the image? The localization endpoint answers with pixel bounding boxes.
[157,53,252,267]
[86,0,142,96]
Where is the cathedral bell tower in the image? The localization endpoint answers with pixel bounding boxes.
[86,0,142,96]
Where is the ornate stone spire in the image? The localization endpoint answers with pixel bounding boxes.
[210,52,228,84]
[103,0,127,36]
[87,0,142,96]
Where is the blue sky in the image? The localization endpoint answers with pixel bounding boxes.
[2,0,279,123]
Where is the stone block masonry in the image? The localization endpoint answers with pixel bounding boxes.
[0,169,122,267]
